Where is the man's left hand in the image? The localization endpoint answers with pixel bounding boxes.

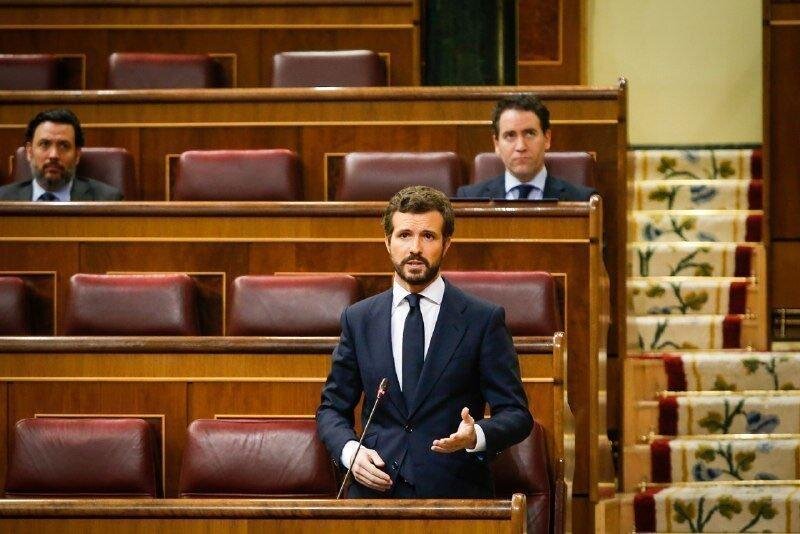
[430,407,477,453]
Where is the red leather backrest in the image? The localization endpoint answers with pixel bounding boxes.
[228,274,359,335]
[472,151,596,187]
[12,146,134,198]
[63,273,201,335]
[173,149,301,201]
[178,419,338,498]
[337,152,460,200]
[108,53,218,89]
[0,276,31,335]
[272,50,387,87]
[442,271,561,336]
[0,54,58,90]
[5,418,157,498]
[492,420,552,534]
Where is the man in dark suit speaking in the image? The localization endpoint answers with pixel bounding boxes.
[0,108,123,201]
[317,186,533,498]
[457,94,597,201]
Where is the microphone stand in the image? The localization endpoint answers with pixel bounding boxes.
[336,378,389,499]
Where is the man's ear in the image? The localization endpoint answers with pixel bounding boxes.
[544,129,552,151]
[493,135,501,155]
[442,237,452,257]
[75,147,81,166]
[24,142,33,163]
[384,234,391,253]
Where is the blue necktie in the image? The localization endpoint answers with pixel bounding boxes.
[402,293,424,409]
[37,192,58,201]
[516,184,534,199]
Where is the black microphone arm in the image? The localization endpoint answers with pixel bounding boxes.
[336,377,389,499]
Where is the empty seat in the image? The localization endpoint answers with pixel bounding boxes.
[0,276,31,335]
[179,419,337,498]
[492,420,559,534]
[442,271,560,336]
[336,152,460,200]
[11,146,135,198]
[228,274,359,336]
[5,417,158,498]
[272,50,387,87]
[172,149,301,201]
[472,151,596,188]
[63,273,200,335]
[0,54,58,90]
[108,53,219,89]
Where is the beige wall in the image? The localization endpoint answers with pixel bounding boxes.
[586,0,762,145]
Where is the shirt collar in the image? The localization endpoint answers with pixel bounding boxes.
[504,165,547,196]
[392,275,445,308]
[31,177,72,201]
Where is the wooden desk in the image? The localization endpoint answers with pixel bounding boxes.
[0,0,421,87]
[0,336,564,503]
[0,496,526,533]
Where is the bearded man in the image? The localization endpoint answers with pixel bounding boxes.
[316,185,532,498]
[0,108,123,201]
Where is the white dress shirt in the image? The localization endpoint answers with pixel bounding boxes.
[32,178,72,201]
[340,275,486,469]
[503,166,547,199]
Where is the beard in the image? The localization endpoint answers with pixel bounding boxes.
[31,161,76,192]
[393,252,442,288]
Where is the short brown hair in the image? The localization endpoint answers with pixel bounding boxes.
[382,186,455,239]
[491,94,550,137]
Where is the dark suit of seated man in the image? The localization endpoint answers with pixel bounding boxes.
[316,186,533,498]
[456,94,597,201]
[0,108,123,201]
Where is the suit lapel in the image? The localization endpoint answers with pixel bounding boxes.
[409,282,466,417]
[485,175,506,199]
[70,178,93,200]
[366,290,407,416]
[17,182,33,201]
[542,173,565,200]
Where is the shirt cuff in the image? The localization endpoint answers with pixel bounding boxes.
[466,423,486,452]
[340,440,360,468]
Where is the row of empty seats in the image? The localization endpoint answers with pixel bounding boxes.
[4,148,595,201]
[5,417,551,504]
[0,272,560,337]
[0,51,387,90]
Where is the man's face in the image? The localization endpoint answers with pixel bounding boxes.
[26,121,81,191]
[493,108,551,182]
[385,210,451,292]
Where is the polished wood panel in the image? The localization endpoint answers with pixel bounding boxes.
[0,496,526,534]
[518,0,583,84]
[0,0,420,87]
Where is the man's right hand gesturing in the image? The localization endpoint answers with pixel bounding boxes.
[351,447,393,492]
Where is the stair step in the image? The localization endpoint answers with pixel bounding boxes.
[658,392,800,436]
[631,179,762,210]
[634,483,800,533]
[630,148,762,182]
[628,242,760,278]
[628,277,753,316]
[662,352,800,391]
[629,211,763,243]
[628,315,752,352]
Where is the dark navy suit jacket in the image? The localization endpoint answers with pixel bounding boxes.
[316,279,533,498]
[0,177,123,201]
[456,173,597,201]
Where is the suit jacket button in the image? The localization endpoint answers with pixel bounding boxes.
[403,424,412,433]
[391,460,399,470]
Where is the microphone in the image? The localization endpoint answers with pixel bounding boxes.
[336,377,389,499]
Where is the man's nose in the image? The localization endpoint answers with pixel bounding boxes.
[514,136,527,151]
[45,146,60,159]
[409,236,422,253]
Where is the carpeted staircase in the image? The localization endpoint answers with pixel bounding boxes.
[623,148,800,532]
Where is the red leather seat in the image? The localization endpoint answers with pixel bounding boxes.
[472,151,596,188]
[5,417,158,498]
[272,50,387,87]
[108,53,219,89]
[11,146,135,198]
[179,419,338,498]
[336,152,460,200]
[172,149,301,201]
[228,274,359,336]
[442,271,561,336]
[492,420,560,534]
[0,54,59,90]
[63,273,201,335]
[0,276,31,335]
